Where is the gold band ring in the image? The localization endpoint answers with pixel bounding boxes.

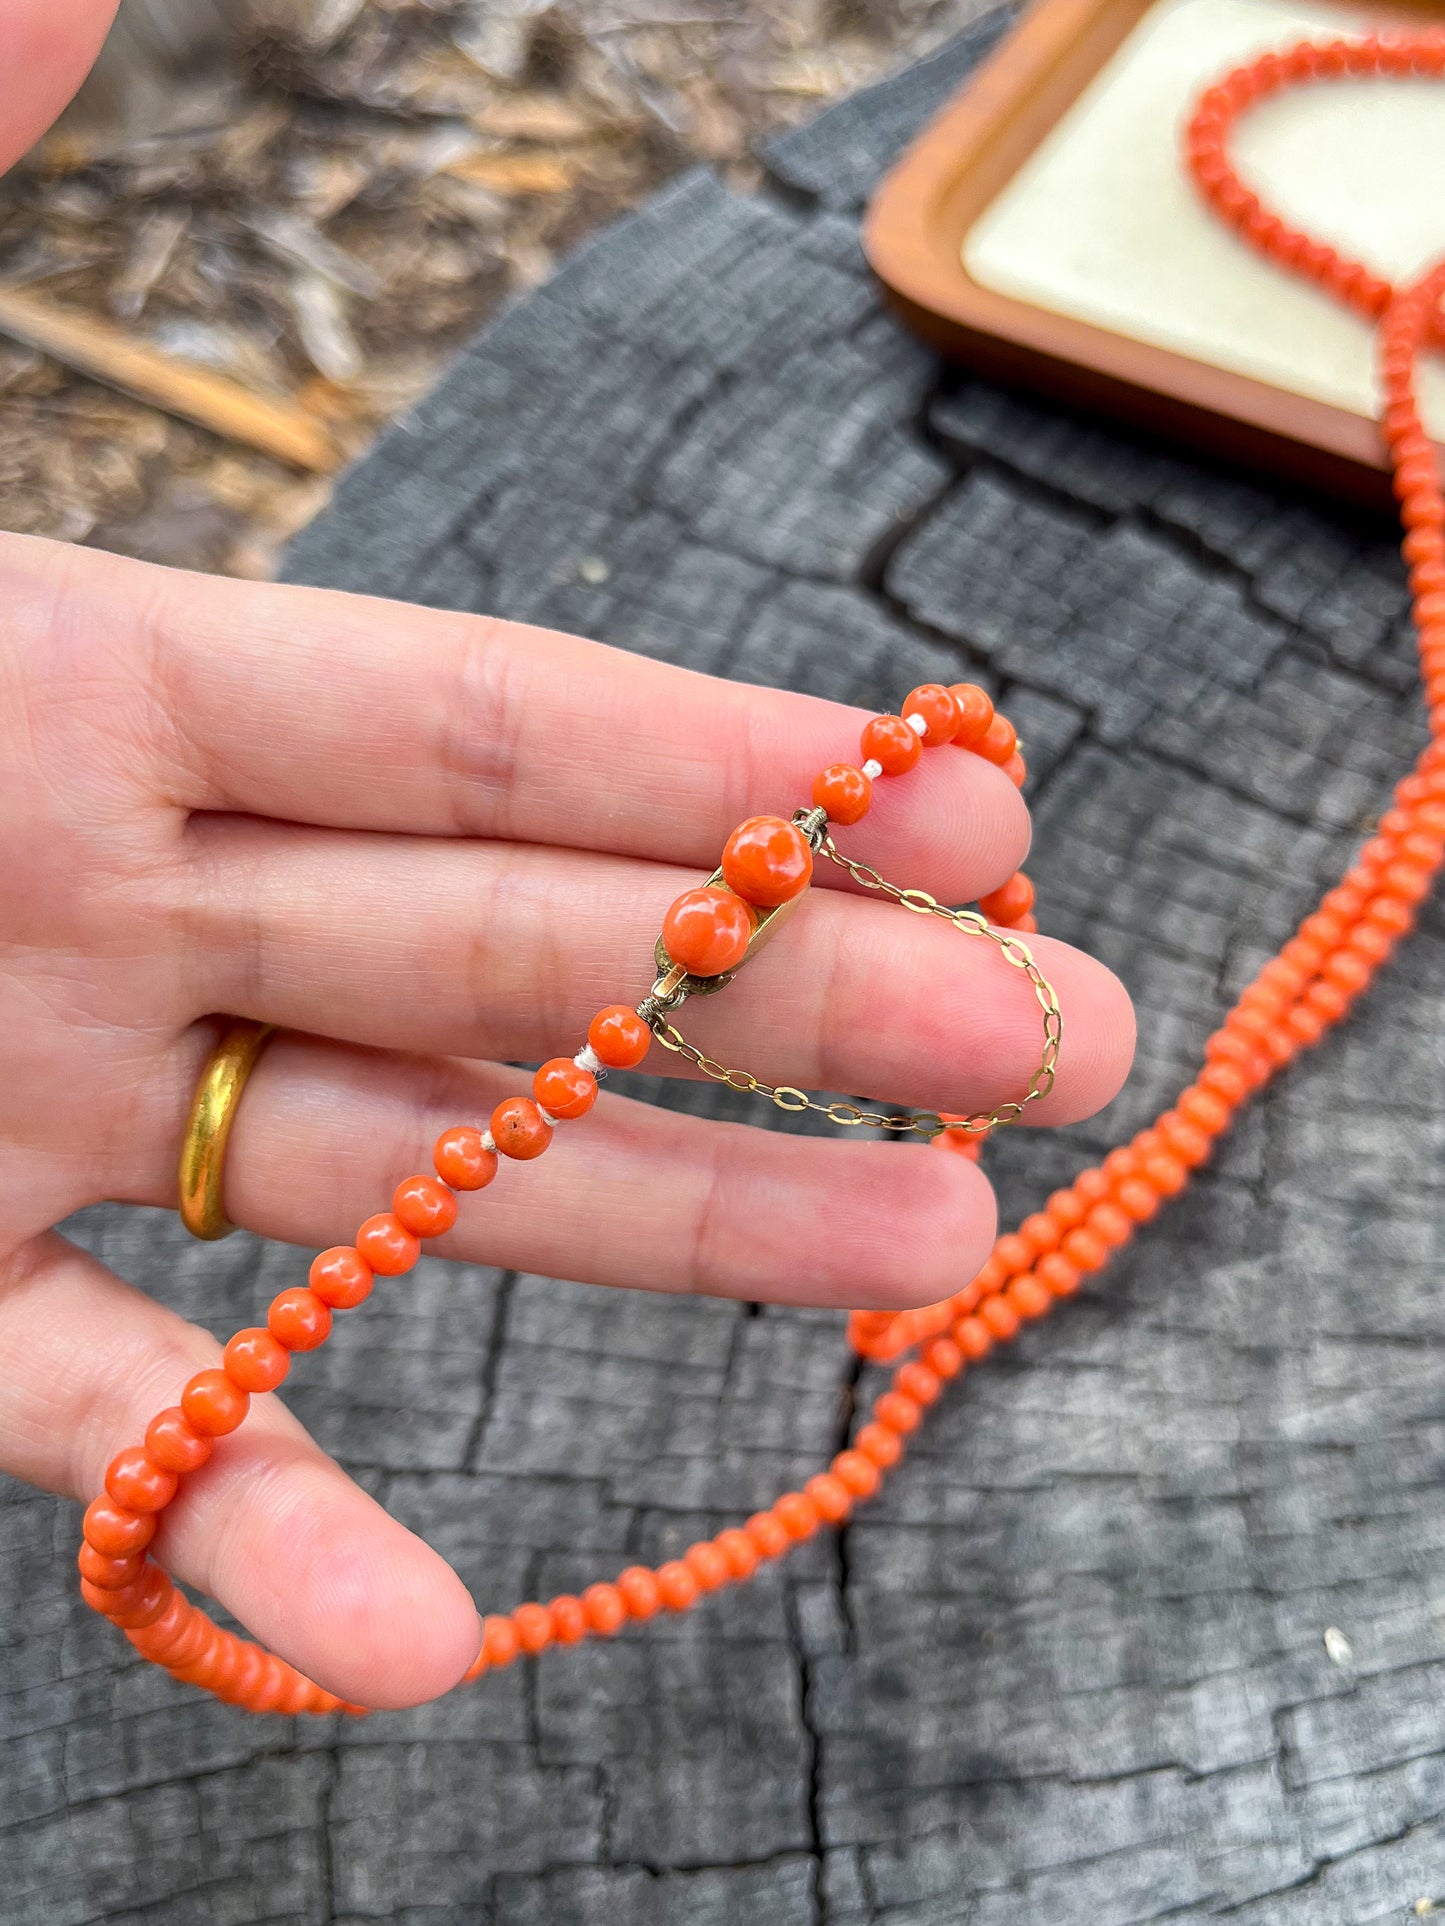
[177,1019,276,1241]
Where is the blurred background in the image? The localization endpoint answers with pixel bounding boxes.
[0,0,991,579]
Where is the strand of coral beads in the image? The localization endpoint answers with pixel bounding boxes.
[82,29,1445,1716]
[849,35,1445,1375]
[78,680,1030,1713]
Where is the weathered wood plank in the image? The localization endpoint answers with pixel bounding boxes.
[6,14,1445,1922]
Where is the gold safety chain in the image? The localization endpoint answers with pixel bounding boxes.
[646,832,1062,1136]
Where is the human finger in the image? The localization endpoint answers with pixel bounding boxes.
[0,1232,481,1708]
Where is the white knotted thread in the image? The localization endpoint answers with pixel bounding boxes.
[861,758,883,780]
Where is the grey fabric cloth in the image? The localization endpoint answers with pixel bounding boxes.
[6,15,1444,1921]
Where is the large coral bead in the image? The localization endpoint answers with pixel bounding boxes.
[720,815,813,908]
[661,886,754,976]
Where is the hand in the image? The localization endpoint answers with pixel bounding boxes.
[0,520,1132,1707]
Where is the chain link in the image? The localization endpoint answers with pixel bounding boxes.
[647,832,1062,1136]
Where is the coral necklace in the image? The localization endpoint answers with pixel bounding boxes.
[77,30,1445,1715]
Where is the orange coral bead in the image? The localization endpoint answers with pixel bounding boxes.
[195,1636,236,1696]
[127,1570,176,1631]
[481,1614,520,1667]
[513,1602,552,1654]
[861,713,922,775]
[859,1417,905,1456]
[223,1327,291,1393]
[309,1246,375,1309]
[903,682,961,745]
[1304,979,1349,1021]
[1159,1110,1212,1166]
[925,1336,965,1380]
[267,1288,332,1352]
[144,1406,213,1474]
[1115,1178,1160,1222]
[1142,1150,1188,1196]
[84,1567,166,1626]
[1323,950,1373,992]
[1086,1202,1133,1248]
[79,1573,136,1618]
[715,1527,759,1579]
[169,1638,221,1690]
[1045,1187,1087,1230]
[212,1643,250,1703]
[949,683,995,746]
[78,1543,145,1590]
[745,1511,791,1558]
[164,1617,215,1673]
[774,1492,819,1540]
[617,1566,662,1618]
[980,1296,1020,1341]
[874,1390,922,1434]
[685,1541,731,1592]
[533,1058,598,1120]
[1302,986,1348,1032]
[79,1496,156,1562]
[657,1561,700,1610]
[954,1316,993,1361]
[977,715,1018,765]
[1383,860,1433,903]
[393,1174,459,1238]
[661,886,754,976]
[224,1645,268,1705]
[1008,1276,1052,1321]
[434,1125,499,1191]
[895,1362,941,1406]
[805,1473,853,1523]
[186,1631,229,1691]
[491,1096,554,1160]
[587,1004,652,1069]
[131,1592,189,1655]
[812,762,872,825]
[721,815,814,907]
[1366,895,1415,934]
[1037,1253,1081,1298]
[832,1449,881,1498]
[250,1655,289,1714]
[968,1270,1009,1311]
[1179,1086,1232,1133]
[582,1582,627,1636]
[356,1212,421,1275]
[979,872,1035,924]
[1061,1228,1109,1273]
[1199,1061,1250,1104]
[1003,751,1028,788]
[992,1233,1033,1276]
[549,1596,587,1644]
[1074,1168,1112,1206]
[181,1368,250,1437]
[132,1605,193,1659]
[96,1570,164,1631]
[1286,1005,1326,1046]
[277,1670,319,1717]
[1019,1212,1061,1256]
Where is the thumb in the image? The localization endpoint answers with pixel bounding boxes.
[2,1232,483,1709]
